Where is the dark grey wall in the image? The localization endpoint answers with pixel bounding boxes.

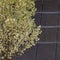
[13,0,60,60]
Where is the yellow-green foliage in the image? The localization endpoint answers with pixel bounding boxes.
[0,0,42,60]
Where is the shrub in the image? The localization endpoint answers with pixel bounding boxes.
[0,0,42,60]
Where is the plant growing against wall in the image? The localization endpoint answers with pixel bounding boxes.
[0,0,42,60]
